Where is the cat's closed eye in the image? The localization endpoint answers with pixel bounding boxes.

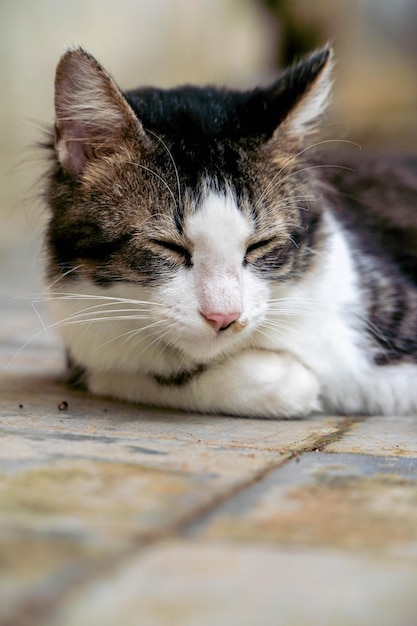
[151,239,192,267]
[244,237,275,265]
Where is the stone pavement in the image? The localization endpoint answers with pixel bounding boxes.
[1,242,417,626]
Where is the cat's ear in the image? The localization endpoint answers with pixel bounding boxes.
[251,46,334,140]
[54,48,145,177]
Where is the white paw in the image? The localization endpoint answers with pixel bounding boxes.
[199,349,321,418]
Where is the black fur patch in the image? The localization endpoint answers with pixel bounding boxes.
[320,152,417,364]
[66,352,87,390]
[154,364,206,387]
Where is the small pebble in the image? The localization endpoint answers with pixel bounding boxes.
[58,401,68,411]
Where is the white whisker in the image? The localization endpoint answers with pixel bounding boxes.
[254,137,360,212]
[97,320,166,349]
[30,291,164,307]
[275,163,353,189]
[7,290,162,368]
[134,324,175,358]
[44,266,83,291]
[259,319,305,340]
[125,160,178,209]
[293,138,362,160]
[31,299,50,342]
[146,128,182,210]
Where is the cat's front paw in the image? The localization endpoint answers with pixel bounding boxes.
[199,349,321,418]
[87,350,320,419]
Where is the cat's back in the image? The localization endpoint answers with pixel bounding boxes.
[321,151,417,284]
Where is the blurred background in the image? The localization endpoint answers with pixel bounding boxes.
[1,0,417,297]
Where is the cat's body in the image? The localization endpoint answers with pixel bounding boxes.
[44,47,417,417]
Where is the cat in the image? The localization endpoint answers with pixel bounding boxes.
[43,45,417,418]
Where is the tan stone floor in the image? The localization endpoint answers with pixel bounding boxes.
[1,240,417,626]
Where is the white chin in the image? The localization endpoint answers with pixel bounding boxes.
[170,333,237,363]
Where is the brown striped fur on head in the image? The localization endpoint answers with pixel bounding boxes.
[46,46,333,288]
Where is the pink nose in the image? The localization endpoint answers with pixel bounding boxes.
[202,311,241,332]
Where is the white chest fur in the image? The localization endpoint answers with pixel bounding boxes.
[253,212,369,406]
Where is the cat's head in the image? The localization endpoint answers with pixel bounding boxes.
[45,47,333,364]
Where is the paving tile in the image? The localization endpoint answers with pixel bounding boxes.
[188,452,417,555]
[0,444,253,624]
[326,415,417,457]
[44,540,417,626]
[0,530,109,625]
[0,371,350,553]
